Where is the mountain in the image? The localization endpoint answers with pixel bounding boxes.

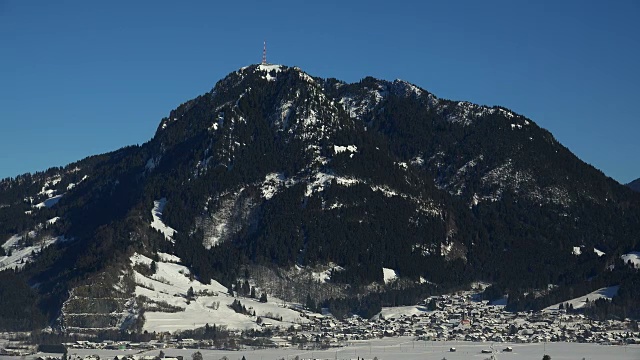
[628,178,640,192]
[1,64,640,333]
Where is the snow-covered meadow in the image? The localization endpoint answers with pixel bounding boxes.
[130,253,310,333]
[11,339,640,360]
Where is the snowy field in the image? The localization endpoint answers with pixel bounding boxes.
[8,339,639,360]
[130,253,310,332]
[544,286,620,311]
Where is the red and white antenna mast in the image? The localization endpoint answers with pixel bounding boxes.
[262,41,267,65]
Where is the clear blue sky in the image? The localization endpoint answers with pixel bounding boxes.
[1,0,639,183]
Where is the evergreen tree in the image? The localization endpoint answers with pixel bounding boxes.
[306,293,316,312]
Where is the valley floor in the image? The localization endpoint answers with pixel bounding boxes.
[4,338,640,360]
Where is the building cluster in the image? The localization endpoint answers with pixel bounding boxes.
[284,293,640,348]
[2,293,640,360]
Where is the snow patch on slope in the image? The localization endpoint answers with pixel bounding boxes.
[257,64,284,81]
[66,175,89,191]
[301,171,441,216]
[572,246,606,257]
[304,264,344,284]
[304,172,361,197]
[260,173,297,200]
[130,253,309,333]
[383,268,397,284]
[38,175,61,196]
[0,233,64,271]
[151,199,176,241]
[34,194,63,209]
[333,145,358,154]
[621,252,640,268]
[544,286,620,311]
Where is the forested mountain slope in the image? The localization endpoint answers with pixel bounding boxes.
[1,64,639,332]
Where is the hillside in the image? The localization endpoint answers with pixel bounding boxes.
[1,64,640,333]
[628,178,640,192]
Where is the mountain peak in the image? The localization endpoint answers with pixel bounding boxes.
[3,63,640,334]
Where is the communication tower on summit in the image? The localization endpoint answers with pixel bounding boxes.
[262,41,267,65]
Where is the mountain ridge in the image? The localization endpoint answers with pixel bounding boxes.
[628,178,640,192]
[1,64,639,333]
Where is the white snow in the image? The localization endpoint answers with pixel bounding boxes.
[38,175,61,196]
[261,173,285,200]
[621,251,640,267]
[378,305,428,319]
[302,172,440,215]
[310,269,332,283]
[150,198,176,241]
[34,194,63,209]
[441,242,454,256]
[257,64,284,81]
[370,184,398,197]
[0,234,64,271]
[572,246,606,257]
[411,156,424,166]
[333,145,358,154]
[158,252,181,263]
[302,172,362,197]
[499,108,515,119]
[259,173,299,200]
[130,253,309,333]
[304,172,338,197]
[47,217,60,225]
[257,64,284,72]
[383,268,397,284]
[23,339,640,360]
[471,193,480,207]
[277,100,294,129]
[298,70,315,83]
[393,79,423,97]
[308,264,344,283]
[544,286,620,311]
[412,244,432,256]
[444,101,492,125]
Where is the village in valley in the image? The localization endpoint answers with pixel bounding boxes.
[3,290,639,360]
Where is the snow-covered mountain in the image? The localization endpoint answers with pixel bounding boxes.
[2,64,640,333]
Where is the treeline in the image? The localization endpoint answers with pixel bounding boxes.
[0,271,46,331]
